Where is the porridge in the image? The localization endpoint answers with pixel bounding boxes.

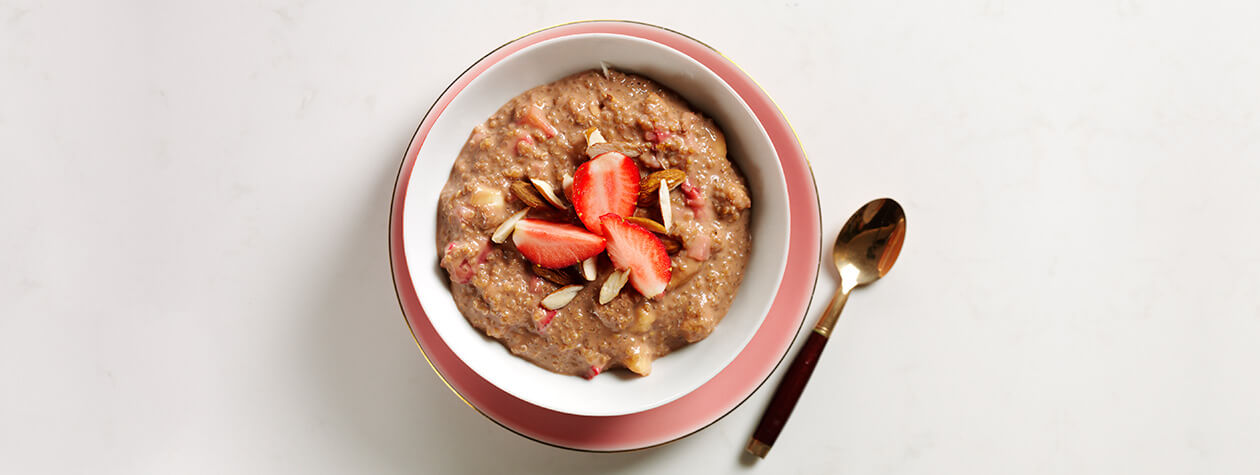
[436,69,752,378]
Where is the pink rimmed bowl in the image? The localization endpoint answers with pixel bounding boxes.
[390,20,820,448]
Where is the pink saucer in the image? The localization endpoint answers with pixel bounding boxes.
[389,21,821,451]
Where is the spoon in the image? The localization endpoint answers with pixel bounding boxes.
[746,198,907,458]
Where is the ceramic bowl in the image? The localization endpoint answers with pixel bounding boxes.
[401,32,790,416]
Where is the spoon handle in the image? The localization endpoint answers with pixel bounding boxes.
[746,331,827,457]
[746,286,850,458]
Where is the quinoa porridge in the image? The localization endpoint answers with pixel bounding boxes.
[436,69,752,378]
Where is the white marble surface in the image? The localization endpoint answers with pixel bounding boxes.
[2,1,1258,473]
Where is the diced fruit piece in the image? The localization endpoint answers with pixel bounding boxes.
[624,216,667,234]
[632,305,656,333]
[534,307,556,332]
[470,187,504,209]
[510,181,547,208]
[440,239,488,284]
[572,152,639,235]
[530,178,567,209]
[680,179,708,221]
[541,285,584,310]
[599,214,671,298]
[514,131,534,155]
[491,209,528,244]
[624,344,652,376]
[580,256,597,281]
[584,365,601,380]
[645,126,672,143]
[521,104,557,138]
[679,179,712,261]
[599,268,631,304]
[659,184,672,232]
[687,232,711,261]
[512,219,606,269]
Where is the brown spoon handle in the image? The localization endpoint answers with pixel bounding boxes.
[746,330,828,457]
[747,285,849,458]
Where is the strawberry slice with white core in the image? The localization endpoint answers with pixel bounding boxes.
[573,152,639,235]
[512,219,606,269]
[599,214,671,298]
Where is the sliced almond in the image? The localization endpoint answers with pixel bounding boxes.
[530,178,567,209]
[599,61,611,79]
[510,181,547,208]
[599,268,631,304]
[659,184,672,232]
[533,265,574,286]
[660,235,682,255]
[491,209,528,244]
[638,169,686,205]
[580,256,597,281]
[541,285,584,310]
[624,216,667,234]
[583,127,606,147]
[562,173,574,202]
[586,141,641,158]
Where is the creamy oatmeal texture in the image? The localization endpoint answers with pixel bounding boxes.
[437,70,752,378]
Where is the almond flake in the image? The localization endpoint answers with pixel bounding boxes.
[638,169,686,205]
[599,268,631,304]
[562,173,574,201]
[659,184,672,232]
[584,127,607,147]
[510,181,547,208]
[530,178,567,209]
[587,141,642,158]
[491,209,528,244]
[624,216,667,234]
[541,285,584,310]
[581,256,597,281]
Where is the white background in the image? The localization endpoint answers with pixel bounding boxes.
[3,1,1258,473]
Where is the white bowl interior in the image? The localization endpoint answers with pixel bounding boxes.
[403,33,789,416]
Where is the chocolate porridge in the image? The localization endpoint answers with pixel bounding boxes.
[436,69,752,378]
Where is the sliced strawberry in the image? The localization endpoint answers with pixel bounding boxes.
[573,152,639,235]
[512,219,606,269]
[599,214,671,298]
